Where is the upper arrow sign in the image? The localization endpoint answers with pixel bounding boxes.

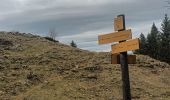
[114,16,125,31]
[98,29,132,44]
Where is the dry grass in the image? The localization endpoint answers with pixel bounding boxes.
[0,32,169,100]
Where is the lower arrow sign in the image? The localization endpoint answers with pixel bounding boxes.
[111,38,140,54]
[111,54,136,64]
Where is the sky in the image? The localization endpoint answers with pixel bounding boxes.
[0,0,170,52]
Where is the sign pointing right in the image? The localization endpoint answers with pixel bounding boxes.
[111,38,140,54]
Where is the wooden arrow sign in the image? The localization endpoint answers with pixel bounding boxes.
[111,54,136,64]
[111,53,119,64]
[98,29,132,44]
[111,38,140,54]
[114,16,125,31]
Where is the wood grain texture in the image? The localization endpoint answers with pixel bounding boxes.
[111,38,140,54]
[98,29,132,44]
[111,54,136,64]
[111,53,119,64]
[114,16,124,31]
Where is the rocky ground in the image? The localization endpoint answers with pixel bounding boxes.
[0,32,170,100]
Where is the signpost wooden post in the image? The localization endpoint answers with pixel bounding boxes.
[117,15,131,100]
[98,14,140,100]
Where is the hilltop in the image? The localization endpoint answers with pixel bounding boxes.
[0,32,170,100]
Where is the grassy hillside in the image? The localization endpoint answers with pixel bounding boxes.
[0,32,170,100]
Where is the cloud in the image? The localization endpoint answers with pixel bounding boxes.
[0,0,169,51]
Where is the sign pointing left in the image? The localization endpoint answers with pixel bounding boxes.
[98,29,132,44]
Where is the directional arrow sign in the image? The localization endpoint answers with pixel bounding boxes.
[111,54,136,64]
[114,16,125,31]
[111,38,140,54]
[98,29,132,44]
[111,53,119,64]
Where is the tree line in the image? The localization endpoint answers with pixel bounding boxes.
[135,14,170,63]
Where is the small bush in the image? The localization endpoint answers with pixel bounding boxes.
[0,39,13,46]
[44,37,59,43]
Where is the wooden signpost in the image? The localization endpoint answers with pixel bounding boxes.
[98,14,140,100]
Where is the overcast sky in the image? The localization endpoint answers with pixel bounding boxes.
[0,0,170,52]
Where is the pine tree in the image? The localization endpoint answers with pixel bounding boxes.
[70,40,77,48]
[139,33,147,54]
[146,23,159,58]
[160,14,170,62]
